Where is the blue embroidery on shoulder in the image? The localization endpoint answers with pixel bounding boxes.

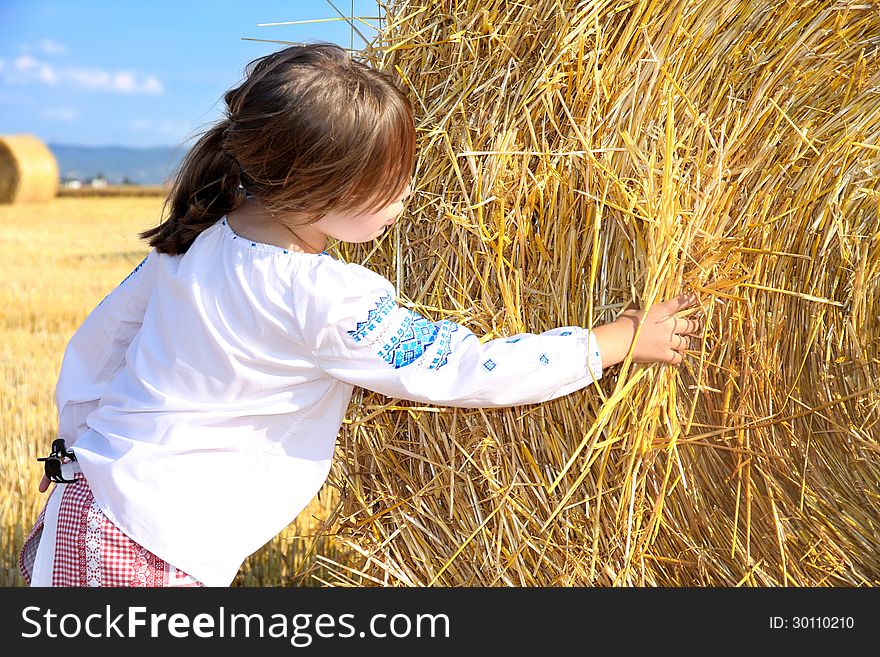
[120,255,148,286]
[348,295,396,343]
[539,354,549,364]
[505,337,523,343]
[98,254,149,306]
[560,331,572,336]
[378,311,440,368]
[428,321,459,370]
[483,359,497,371]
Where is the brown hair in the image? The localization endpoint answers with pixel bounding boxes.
[140,43,416,255]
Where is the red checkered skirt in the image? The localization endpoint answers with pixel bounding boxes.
[19,468,202,587]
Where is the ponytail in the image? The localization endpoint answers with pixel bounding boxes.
[139,120,246,255]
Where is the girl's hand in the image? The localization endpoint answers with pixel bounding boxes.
[592,292,702,368]
[619,292,702,365]
[38,474,51,493]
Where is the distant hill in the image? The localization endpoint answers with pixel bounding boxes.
[48,143,188,186]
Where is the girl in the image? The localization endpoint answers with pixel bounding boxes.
[20,43,701,587]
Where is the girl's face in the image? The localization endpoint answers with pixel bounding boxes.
[312,185,411,244]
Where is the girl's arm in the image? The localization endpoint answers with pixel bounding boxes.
[294,261,605,408]
[294,261,699,408]
[54,251,157,448]
[317,316,602,408]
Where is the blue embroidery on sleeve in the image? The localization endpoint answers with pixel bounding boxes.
[428,321,458,370]
[348,300,467,370]
[348,295,396,343]
[483,359,497,371]
[377,310,440,368]
[539,354,549,364]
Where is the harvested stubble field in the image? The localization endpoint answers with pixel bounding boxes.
[0,197,339,587]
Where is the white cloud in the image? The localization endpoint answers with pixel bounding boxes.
[109,72,163,95]
[66,66,164,94]
[130,118,182,136]
[40,107,78,121]
[14,55,57,84]
[39,39,69,55]
[4,55,163,95]
[142,75,163,95]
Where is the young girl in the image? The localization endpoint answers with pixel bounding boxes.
[20,43,701,587]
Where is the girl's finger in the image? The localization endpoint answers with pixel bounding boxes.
[666,291,697,311]
[681,317,701,335]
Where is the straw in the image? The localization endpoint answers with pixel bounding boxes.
[312,0,878,586]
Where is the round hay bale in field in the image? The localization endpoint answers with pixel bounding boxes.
[0,134,59,204]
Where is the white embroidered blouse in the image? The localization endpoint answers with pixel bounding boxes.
[56,217,604,586]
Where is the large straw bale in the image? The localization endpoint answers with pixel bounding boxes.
[310,0,880,586]
[0,134,59,204]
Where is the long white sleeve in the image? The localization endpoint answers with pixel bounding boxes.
[293,259,603,408]
[54,251,156,447]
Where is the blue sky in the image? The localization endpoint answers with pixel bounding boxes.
[0,1,381,147]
